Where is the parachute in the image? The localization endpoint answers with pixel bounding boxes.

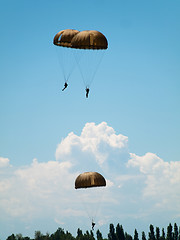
[75,171,106,189]
[53,29,79,47]
[71,30,108,90]
[71,30,108,49]
[75,172,106,228]
[53,29,108,49]
[53,29,108,93]
[53,29,79,88]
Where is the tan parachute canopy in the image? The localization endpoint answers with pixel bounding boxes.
[53,29,108,49]
[71,30,108,49]
[53,29,79,47]
[75,172,106,189]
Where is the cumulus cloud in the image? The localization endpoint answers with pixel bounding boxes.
[0,122,180,236]
[127,152,180,213]
[0,158,78,221]
[56,122,129,174]
[0,157,10,168]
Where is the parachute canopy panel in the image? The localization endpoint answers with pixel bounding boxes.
[71,30,108,50]
[53,29,79,47]
[75,172,106,189]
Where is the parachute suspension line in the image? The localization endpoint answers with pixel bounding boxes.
[55,48,67,83]
[81,194,94,222]
[75,172,107,228]
[56,47,76,84]
[88,50,105,87]
[75,190,93,223]
[76,188,105,225]
[91,187,105,222]
[65,48,77,83]
[61,62,67,83]
[73,51,87,87]
[73,49,105,88]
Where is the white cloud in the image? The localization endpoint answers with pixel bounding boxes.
[127,152,164,174]
[0,158,78,221]
[0,122,180,237]
[127,152,180,214]
[56,122,129,174]
[0,157,10,168]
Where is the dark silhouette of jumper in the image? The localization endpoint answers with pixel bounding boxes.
[62,82,68,91]
[86,87,90,98]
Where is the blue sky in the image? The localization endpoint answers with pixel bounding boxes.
[0,0,180,239]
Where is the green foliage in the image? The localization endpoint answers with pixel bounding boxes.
[149,225,155,240]
[35,231,43,240]
[7,234,16,240]
[134,229,138,240]
[76,228,83,240]
[167,224,173,240]
[108,224,116,240]
[159,228,165,240]
[81,230,95,240]
[50,228,75,240]
[174,224,178,240]
[116,224,125,240]
[142,231,146,240]
[125,233,132,240]
[5,222,180,240]
[97,230,103,240]
[156,228,160,240]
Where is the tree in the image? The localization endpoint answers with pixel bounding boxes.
[90,230,95,240]
[6,234,16,240]
[65,231,75,240]
[23,237,31,240]
[97,230,103,240]
[51,228,66,240]
[125,233,132,240]
[108,224,117,240]
[142,231,146,240]
[156,227,160,240]
[35,231,43,240]
[83,230,95,240]
[116,224,125,240]
[167,224,173,240]
[174,224,178,240]
[159,228,165,240]
[134,229,138,240]
[149,225,155,240]
[84,231,90,240]
[15,234,23,240]
[76,229,83,240]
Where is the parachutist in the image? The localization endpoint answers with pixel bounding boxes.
[86,87,90,98]
[54,30,108,96]
[62,82,68,91]
[75,172,106,230]
[92,221,95,231]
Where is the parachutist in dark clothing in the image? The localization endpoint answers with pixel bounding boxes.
[62,82,68,91]
[86,87,90,98]
[92,222,95,230]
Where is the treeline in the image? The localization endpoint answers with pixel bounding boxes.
[5,223,180,240]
